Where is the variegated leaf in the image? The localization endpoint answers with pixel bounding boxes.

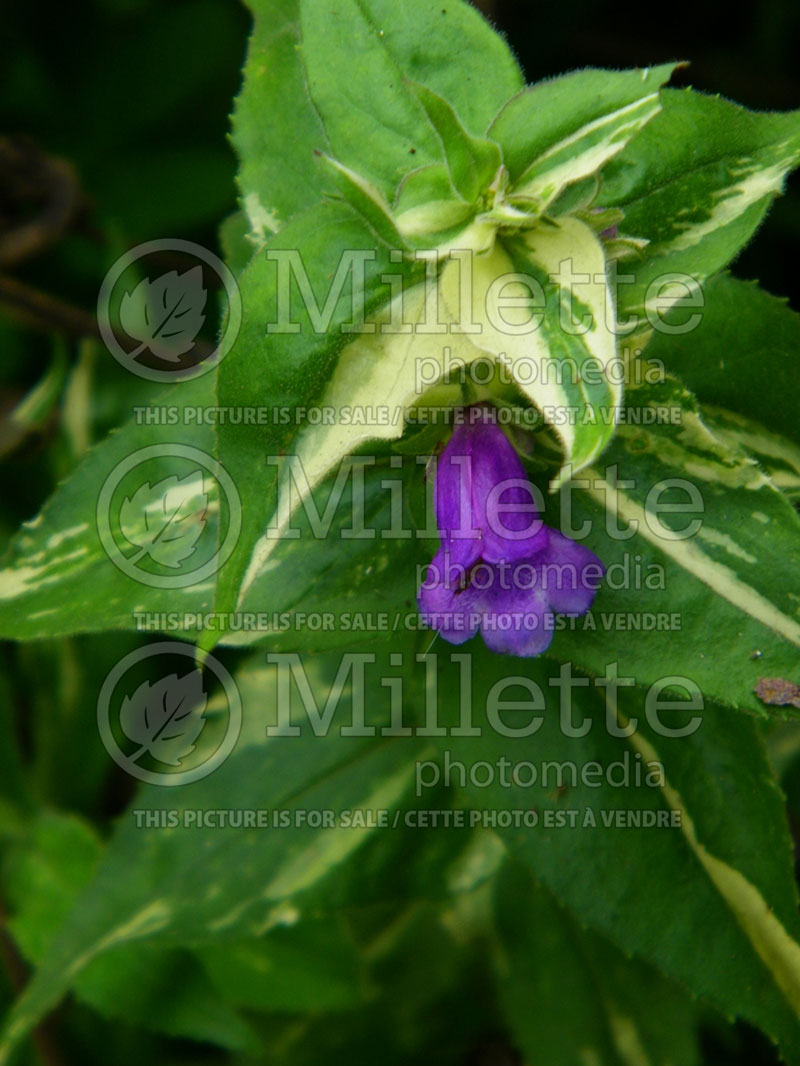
[0,660,428,1065]
[236,281,478,602]
[489,64,677,208]
[703,406,800,501]
[231,0,330,240]
[440,217,620,485]
[209,200,423,654]
[641,272,800,501]
[393,164,473,239]
[435,653,800,1062]
[240,217,620,598]
[600,91,800,319]
[553,375,800,715]
[0,374,218,640]
[645,272,800,450]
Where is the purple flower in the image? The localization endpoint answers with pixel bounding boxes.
[417,405,605,656]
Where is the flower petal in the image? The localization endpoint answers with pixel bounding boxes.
[436,406,546,564]
[478,577,554,657]
[539,529,605,615]
[417,547,482,645]
[480,468,548,562]
[434,421,483,569]
[424,405,606,656]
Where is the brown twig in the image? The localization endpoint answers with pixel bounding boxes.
[0,273,215,362]
[0,138,215,362]
[0,272,101,339]
[0,139,83,269]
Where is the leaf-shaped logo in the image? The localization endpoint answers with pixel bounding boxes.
[119,266,207,363]
[119,472,209,568]
[119,671,208,766]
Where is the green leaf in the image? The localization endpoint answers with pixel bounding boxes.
[355,0,523,136]
[495,862,701,1066]
[231,0,330,239]
[81,949,258,1051]
[489,64,677,199]
[210,199,420,649]
[409,82,502,202]
[0,655,428,1063]
[298,0,522,202]
[4,812,102,963]
[219,209,257,277]
[600,89,800,316]
[0,373,216,641]
[553,376,800,715]
[242,900,497,1066]
[4,812,255,1051]
[646,273,800,450]
[234,459,429,652]
[393,164,473,239]
[198,918,368,1012]
[431,651,800,1062]
[298,0,443,199]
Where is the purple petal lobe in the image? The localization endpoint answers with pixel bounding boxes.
[540,530,605,615]
[417,547,482,645]
[478,576,554,657]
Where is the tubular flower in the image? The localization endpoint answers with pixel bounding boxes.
[417,405,605,656]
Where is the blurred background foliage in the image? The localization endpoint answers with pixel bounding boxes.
[1,1,799,1064]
